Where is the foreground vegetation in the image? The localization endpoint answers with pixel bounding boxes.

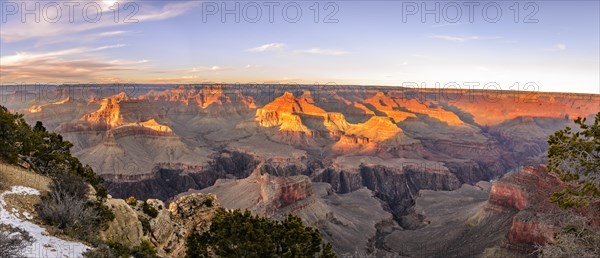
[537,112,600,257]
[0,106,114,240]
[0,224,33,258]
[548,112,600,208]
[186,209,336,258]
[0,106,106,196]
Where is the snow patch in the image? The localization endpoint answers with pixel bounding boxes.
[0,185,90,257]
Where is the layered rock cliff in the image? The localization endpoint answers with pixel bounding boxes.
[8,84,599,256]
[487,166,564,253]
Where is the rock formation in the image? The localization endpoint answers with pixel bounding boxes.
[385,165,598,257]
[101,193,220,257]
[101,198,145,245]
[7,84,598,255]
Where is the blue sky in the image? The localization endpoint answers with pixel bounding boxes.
[1,0,598,93]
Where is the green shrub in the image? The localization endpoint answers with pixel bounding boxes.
[203,197,213,207]
[139,216,151,235]
[130,239,159,258]
[95,240,158,258]
[142,201,158,218]
[185,209,336,258]
[106,241,130,257]
[547,112,600,208]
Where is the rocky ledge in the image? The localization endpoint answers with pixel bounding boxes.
[101,193,220,257]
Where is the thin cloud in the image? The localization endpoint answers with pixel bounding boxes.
[430,35,479,42]
[191,66,224,72]
[294,48,349,56]
[0,44,125,66]
[146,77,213,84]
[247,44,348,56]
[542,43,567,51]
[93,44,126,51]
[429,35,502,43]
[98,31,130,37]
[431,22,468,28]
[134,2,199,21]
[1,58,137,81]
[247,43,286,52]
[34,30,138,47]
[0,45,141,81]
[0,1,198,43]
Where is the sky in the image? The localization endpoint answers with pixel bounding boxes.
[0,0,599,94]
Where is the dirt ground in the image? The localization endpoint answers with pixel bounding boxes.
[0,162,50,193]
[3,194,42,222]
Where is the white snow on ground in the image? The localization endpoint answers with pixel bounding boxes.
[0,185,90,257]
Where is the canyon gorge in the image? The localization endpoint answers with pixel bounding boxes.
[2,84,599,256]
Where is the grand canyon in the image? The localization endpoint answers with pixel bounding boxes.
[2,84,598,256]
[2,1,599,257]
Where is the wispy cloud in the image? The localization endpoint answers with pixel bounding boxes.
[146,76,212,84]
[1,44,125,66]
[542,43,567,51]
[247,44,348,56]
[33,30,137,47]
[98,30,130,37]
[247,43,286,52]
[429,35,479,42]
[431,22,468,28]
[429,35,502,43]
[294,48,349,56]
[0,44,142,81]
[191,66,224,72]
[0,1,198,43]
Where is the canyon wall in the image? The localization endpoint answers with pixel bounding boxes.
[4,84,598,255]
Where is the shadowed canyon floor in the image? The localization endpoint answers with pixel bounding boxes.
[2,84,599,255]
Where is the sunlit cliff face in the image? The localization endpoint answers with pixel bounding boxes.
[255,91,328,135]
[138,85,256,110]
[363,92,416,123]
[28,96,73,113]
[255,91,414,152]
[57,88,598,152]
[436,92,599,126]
[255,91,355,135]
[399,99,465,126]
[125,119,173,133]
[82,92,129,128]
